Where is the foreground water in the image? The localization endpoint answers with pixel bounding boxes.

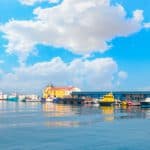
[0,101,150,150]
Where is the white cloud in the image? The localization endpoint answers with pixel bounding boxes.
[118,71,128,80]
[20,0,44,5]
[133,10,144,22]
[116,71,128,86]
[19,0,59,6]
[0,57,123,93]
[144,22,150,29]
[48,0,59,3]
[1,0,144,63]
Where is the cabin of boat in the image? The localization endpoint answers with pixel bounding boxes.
[99,93,115,106]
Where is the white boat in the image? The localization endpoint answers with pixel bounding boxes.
[23,98,41,102]
[46,97,53,102]
[0,92,7,100]
[18,95,26,102]
[22,95,41,102]
[140,97,150,107]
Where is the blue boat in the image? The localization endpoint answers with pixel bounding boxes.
[53,98,61,103]
[7,93,18,102]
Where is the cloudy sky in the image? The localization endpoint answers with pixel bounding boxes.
[0,0,149,93]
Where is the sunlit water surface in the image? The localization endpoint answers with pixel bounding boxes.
[0,101,150,150]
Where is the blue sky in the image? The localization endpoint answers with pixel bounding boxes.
[0,0,150,93]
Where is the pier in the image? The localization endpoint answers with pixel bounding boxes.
[54,97,94,105]
[72,91,150,101]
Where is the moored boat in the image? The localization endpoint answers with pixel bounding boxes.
[22,98,41,102]
[7,93,18,102]
[140,98,150,108]
[121,100,140,106]
[22,95,41,102]
[46,96,54,102]
[127,100,140,106]
[121,101,127,106]
[98,93,115,106]
[0,92,7,100]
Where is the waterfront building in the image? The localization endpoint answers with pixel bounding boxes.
[43,85,80,99]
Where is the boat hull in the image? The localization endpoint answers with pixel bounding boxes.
[22,99,41,102]
[7,97,18,102]
[46,98,53,102]
[99,102,115,106]
[140,102,150,108]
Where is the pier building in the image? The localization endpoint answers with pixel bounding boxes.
[43,85,80,99]
[72,91,150,101]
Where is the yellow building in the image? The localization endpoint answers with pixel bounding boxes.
[43,85,80,99]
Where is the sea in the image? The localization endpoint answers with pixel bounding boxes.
[0,101,150,150]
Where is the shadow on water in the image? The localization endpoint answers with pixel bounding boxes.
[0,101,150,128]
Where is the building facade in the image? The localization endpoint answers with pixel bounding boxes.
[43,85,80,99]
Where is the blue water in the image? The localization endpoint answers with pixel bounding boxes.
[0,101,150,150]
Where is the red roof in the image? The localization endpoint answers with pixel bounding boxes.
[46,86,76,91]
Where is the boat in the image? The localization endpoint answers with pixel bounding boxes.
[53,97,85,105]
[121,100,140,106]
[46,96,54,102]
[127,100,140,106]
[22,98,41,102]
[7,93,18,102]
[22,97,41,102]
[0,92,7,100]
[22,95,41,102]
[115,99,121,106]
[140,98,150,108]
[18,95,26,102]
[98,93,115,106]
[121,101,127,106]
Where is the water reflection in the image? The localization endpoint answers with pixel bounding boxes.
[121,105,128,110]
[100,106,114,121]
[45,121,80,127]
[0,101,41,113]
[42,103,78,117]
[141,108,150,119]
[0,101,150,128]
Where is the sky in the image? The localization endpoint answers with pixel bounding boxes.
[0,0,150,94]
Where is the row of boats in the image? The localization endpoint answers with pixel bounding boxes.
[0,93,41,102]
[98,93,150,108]
[1,92,150,108]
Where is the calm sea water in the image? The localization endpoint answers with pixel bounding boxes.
[0,101,150,150]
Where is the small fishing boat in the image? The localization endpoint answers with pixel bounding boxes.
[22,95,41,102]
[0,92,7,100]
[22,98,41,102]
[22,97,41,102]
[46,96,54,102]
[99,93,115,106]
[127,100,140,106]
[121,101,127,106]
[140,98,150,108]
[7,93,18,102]
[121,100,140,106]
